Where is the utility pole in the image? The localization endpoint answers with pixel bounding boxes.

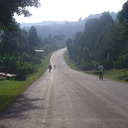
[107,52,109,62]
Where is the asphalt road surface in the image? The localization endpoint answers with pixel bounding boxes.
[0,48,128,128]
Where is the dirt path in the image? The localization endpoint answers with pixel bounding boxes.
[0,48,128,128]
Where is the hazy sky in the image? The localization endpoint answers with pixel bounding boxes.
[14,0,127,23]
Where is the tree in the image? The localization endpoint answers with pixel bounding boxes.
[0,0,40,29]
[66,12,119,70]
[28,26,39,47]
[0,25,20,55]
[117,1,128,22]
[83,18,101,50]
[99,12,114,30]
[82,47,90,62]
[117,1,128,55]
[96,23,122,61]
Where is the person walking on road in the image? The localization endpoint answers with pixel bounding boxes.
[48,64,52,73]
[98,63,104,80]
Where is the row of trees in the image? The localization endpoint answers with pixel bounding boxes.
[39,34,66,53]
[0,0,44,77]
[0,0,66,77]
[0,24,41,75]
[66,1,128,70]
[0,23,65,76]
[31,21,84,38]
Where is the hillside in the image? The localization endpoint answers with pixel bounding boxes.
[21,12,117,38]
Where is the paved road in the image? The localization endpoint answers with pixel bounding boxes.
[0,48,128,128]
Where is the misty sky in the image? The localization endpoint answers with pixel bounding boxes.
[14,0,127,23]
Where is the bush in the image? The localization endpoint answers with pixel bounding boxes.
[15,74,26,81]
[92,61,100,70]
[78,60,94,70]
[102,61,113,70]
[114,54,128,69]
[19,63,34,75]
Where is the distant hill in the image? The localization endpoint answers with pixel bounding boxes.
[21,12,117,38]
[83,12,117,22]
[21,21,68,28]
[21,12,117,27]
[22,20,85,38]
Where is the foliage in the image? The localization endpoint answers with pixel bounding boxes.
[64,51,78,70]
[0,54,50,111]
[0,0,40,29]
[0,24,41,76]
[66,7,128,70]
[114,54,128,69]
[117,1,128,22]
[0,21,66,76]
[28,26,39,47]
[0,55,17,74]
[39,34,66,53]
[103,69,128,82]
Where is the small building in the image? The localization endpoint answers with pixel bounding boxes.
[34,50,47,57]
[35,50,44,53]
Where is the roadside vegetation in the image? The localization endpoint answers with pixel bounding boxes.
[64,51,77,70]
[0,25,65,112]
[66,2,128,71]
[0,24,65,112]
[65,1,128,83]
[0,54,50,112]
[64,50,128,83]
[0,0,66,112]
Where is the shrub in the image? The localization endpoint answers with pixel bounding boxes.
[92,61,100,70]
[114,54,128,69]
[15,74,26,81]
[102,61,113,70]
[78,60,94,70]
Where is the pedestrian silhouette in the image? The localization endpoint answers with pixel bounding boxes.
[98,63,104,80]
[48,64,52,72]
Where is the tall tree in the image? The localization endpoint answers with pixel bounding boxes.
[28,26,39,47]
[117,1,128,55]
[117,1,128,22]
[96,23,121,62]
[99,12,114,30]
[66,12,118,70]
[83,18,101,50]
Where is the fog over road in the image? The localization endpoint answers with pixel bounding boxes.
[0,48,128,128]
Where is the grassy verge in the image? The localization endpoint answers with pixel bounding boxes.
[64,50,77,70]
[103,69,128,83]
[64,50,128,83]
[86,69,128,83]
[0,54,50,112]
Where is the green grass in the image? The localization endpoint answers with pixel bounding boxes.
[64,51,77,70]
[86,69,128,83]
[64,50,128,83]
[103,69,128,83]
[0,54,50,112]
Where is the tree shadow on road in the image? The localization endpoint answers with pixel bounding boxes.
[0,94,45,119]
[0,125,7,128]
